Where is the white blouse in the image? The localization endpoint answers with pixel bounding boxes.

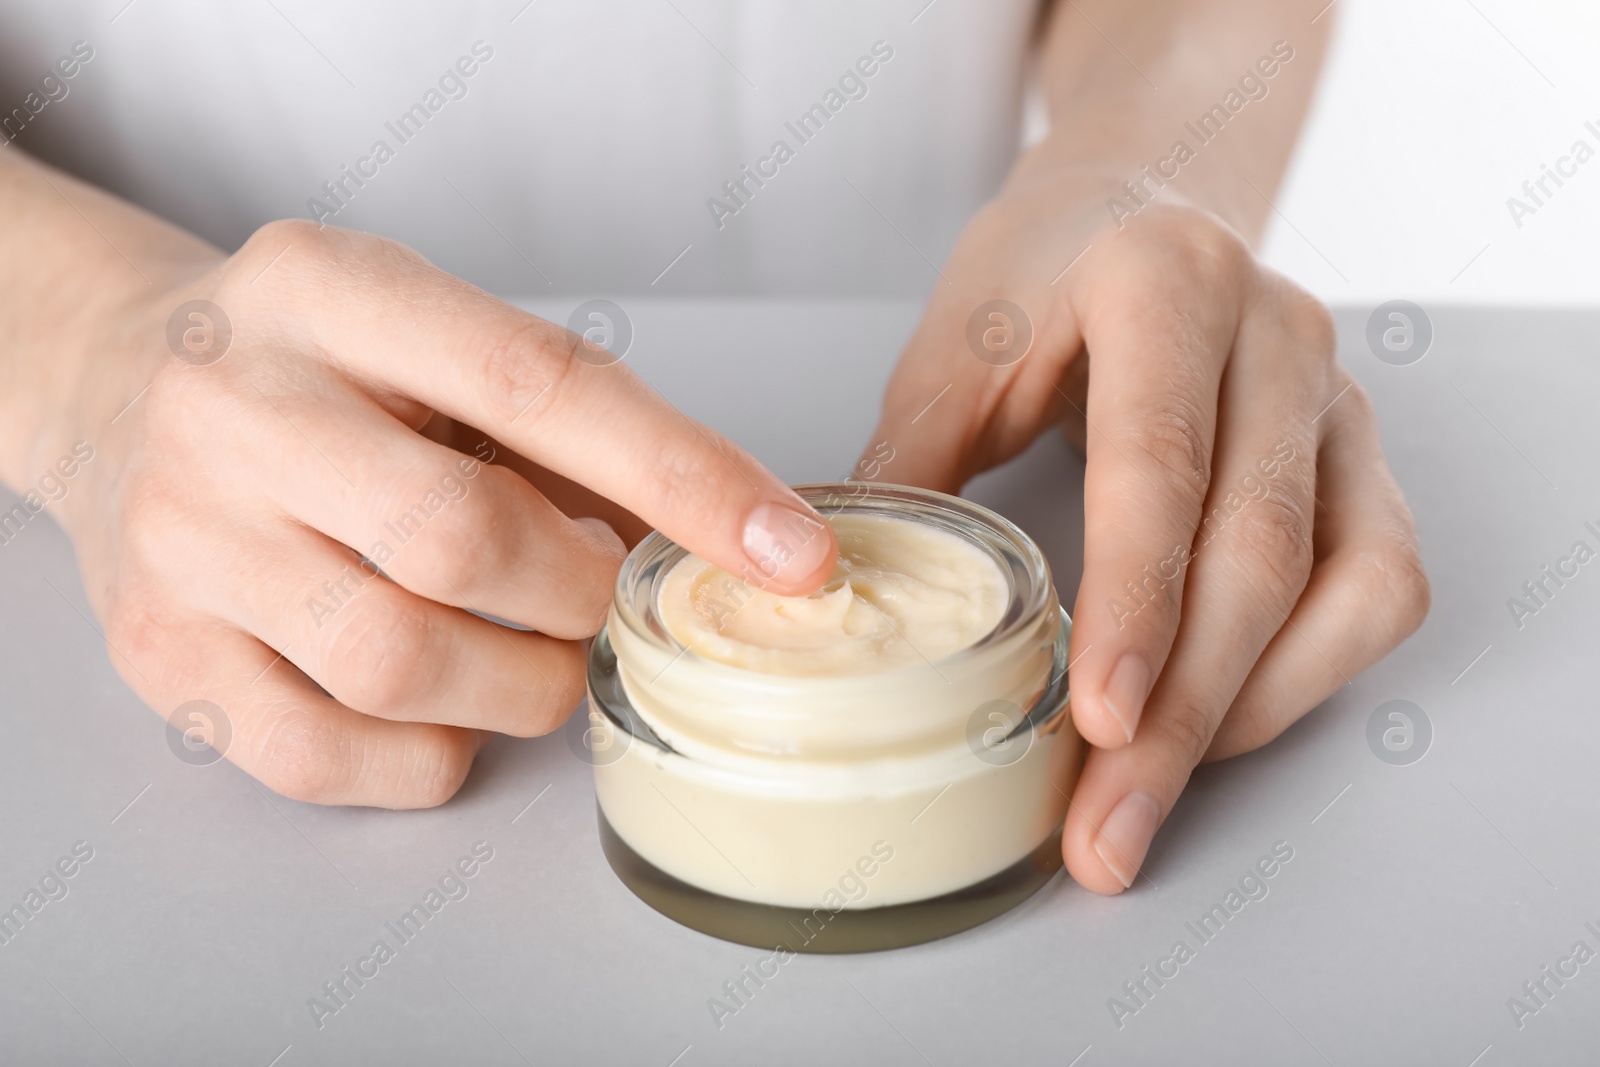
[0,0,1041,295]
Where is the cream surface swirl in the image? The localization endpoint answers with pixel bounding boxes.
[657,512,1008,676]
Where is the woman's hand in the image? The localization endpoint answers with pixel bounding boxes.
[26,195,835,807]
[865,189,1429,894]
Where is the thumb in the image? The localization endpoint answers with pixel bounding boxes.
[864,287,1068,494]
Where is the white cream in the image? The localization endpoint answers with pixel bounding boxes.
[590,489,1081,913]
[657,513,1009,676]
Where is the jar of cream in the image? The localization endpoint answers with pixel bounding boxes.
[583,483,1081,953]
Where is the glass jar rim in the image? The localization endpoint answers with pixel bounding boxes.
[609,481,1055,681]
[588,605,1073,765]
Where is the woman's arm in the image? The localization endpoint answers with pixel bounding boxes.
[866,0,1426,895]
[1025,0,1331,242]
[0,147,835,805]
[0,150,217,488]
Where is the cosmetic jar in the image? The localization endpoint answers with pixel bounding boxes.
[583,483,1081,952]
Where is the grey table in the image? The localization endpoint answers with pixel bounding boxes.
[3,301,1598,1066]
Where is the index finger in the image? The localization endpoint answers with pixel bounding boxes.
[235,221,836,596]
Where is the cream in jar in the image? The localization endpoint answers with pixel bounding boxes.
[657,512,1009,676]
[583,484,1081,952]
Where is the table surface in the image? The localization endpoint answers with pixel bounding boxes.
[3,300,1599,1066]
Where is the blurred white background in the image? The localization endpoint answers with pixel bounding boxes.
[2,0,1593,303]
[1267,0,1600,304]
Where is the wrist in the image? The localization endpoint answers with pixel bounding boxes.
[1003,130,1259,244]
[4,280,166,490]
[0,153,222,494]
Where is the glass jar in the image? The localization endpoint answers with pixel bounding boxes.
[582,483,1081,952]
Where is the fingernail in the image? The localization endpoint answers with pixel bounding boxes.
[742,501,834,590]
[1093,791,1162,889]
[1103,652,1152,743]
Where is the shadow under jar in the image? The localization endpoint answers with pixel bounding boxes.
[583,483,1082,953]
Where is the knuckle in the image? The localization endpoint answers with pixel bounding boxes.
[395,467,517,591]
[103,596,175,682]
[1129,393,1212,497]
[1226,490,1315,604]
[141,349,253,454]
[116,479,196,576]
[141,358,210,424]
[1340,377,1377,424]
[102,604,153,664]
[397,727,476,808]
[322,593,441,714]
[1354,535,1431,639]
[1124,208,1248,280]
[240,217,327,261]
[226,219,330,296]
[1252,270,1337,357]
[650,439,739,521]
[479,319,575,425]
[1320,377,1381,455]
[573,561,623,637]
[1152,694,1217,767]
[523,651,590,735]
[251,701,346,804]
[237,217,393,273]
[225,219,412,311]
[1282,290,1336,354]
[1170,217,1248,276]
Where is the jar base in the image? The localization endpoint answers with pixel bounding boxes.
[597,807,1064,954]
